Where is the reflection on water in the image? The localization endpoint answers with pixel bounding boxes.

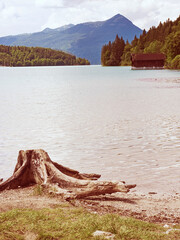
[0,66,180,194]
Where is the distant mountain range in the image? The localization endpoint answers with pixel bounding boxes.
[0,14,142,64]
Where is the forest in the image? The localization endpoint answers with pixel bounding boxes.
[101,16,180,69]
[0,45,90,67]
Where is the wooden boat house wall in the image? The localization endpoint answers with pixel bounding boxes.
[131,53,166,69]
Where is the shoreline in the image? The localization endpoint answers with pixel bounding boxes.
[0,186,179,225]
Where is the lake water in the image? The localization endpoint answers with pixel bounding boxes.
[0,66,180,195]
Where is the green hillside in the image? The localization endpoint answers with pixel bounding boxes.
[0,45,90,67]
[101,16,180,69]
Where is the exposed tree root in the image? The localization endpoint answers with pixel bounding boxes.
[0,149,136,199]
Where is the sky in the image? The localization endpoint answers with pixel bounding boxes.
[0,0,179,37]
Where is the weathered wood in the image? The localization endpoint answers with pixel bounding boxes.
[0,149,136,199]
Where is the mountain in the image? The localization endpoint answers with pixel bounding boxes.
[0,14,142,64]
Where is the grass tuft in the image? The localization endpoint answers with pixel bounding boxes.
[33,185,44,196]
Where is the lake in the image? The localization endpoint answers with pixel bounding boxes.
[0,66,180,195]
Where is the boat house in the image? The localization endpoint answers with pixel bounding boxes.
[131,53,166,69]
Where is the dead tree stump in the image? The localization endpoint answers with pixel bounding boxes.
[0,149,136,199]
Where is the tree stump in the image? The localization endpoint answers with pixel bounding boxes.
[0,149,136,199]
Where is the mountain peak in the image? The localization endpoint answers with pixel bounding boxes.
[55,24,74,32]
[106,14,132,24]
[42,28,53,33]
[111,14,124,19]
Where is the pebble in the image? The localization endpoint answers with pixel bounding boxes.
[163,224,180,235]
[165,228,180,235]
[92,230,115,239]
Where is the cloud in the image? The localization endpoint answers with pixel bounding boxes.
[0,0,46,36]
[0,1,5,10]
[1,6,20,20]
[35,0,64,8]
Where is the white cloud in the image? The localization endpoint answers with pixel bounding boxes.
[0,1,5,10]
[35,0,64,8]
[1,6,18,19]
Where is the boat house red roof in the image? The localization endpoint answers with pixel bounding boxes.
[131,53,166,69]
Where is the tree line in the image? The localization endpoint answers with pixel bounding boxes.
[0,45,90,67]
[101,16,180,69]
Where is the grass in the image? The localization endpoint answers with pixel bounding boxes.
[0,205,179,240]
[33,185,44,196]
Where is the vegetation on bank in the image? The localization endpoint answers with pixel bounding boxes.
[0,45,90,67]
[0,205,180,240]
[101,16,180,69]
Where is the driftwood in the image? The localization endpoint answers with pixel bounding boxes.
[0,149,136,199]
